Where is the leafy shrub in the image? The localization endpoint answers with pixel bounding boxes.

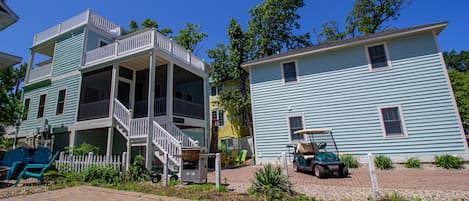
[249,164,292,201]
[340,154,359,168]
[126,155,150,182]
[82,165,121,184]
[435,154,465,169]
[66,143,99,156]
[404,157,421,168]
[374,155,393,170]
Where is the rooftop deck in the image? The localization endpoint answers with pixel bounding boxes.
[33,10,122,47]
[84,29,206,72]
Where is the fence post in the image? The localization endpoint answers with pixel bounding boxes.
[215,153,221,191]
[281,152,288,176]
[368,153,380,197]
[122,152,127,173]
[87,152,93,171]
[164,152,169,186]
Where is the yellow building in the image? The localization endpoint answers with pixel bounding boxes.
[210,80,250,152]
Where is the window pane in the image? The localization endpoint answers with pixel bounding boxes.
[368,45,388,68]
[283,62,297,82]
[211,87,217,96]
[38,94,46,118]
[217,85,223,94]
[381,107,404,136]
[384,121,403,135]
[211,111,217,120]
[119,67,133,80]
[56,89,66,115]
[219,110,225,126]
[382,107,400,121]
[23,98,30,120]
[289,116,303,141]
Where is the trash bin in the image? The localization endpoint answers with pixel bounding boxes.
[181,148,208,183]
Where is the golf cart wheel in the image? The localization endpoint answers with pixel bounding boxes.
[169,175,179,182]
[339,166,349,178]
[293,161,299,172]
[314,165,326,178]
[151,174,162,183]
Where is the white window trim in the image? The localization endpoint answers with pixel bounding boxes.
[22,96,32,122]
[378,104,408,139]
[287,114,305,143]
[37,93,47,119]
[56,88,67,116]
[280,60,299,84]
[211,109,226,128]
[210,84,224,97]
[365,42,393,72]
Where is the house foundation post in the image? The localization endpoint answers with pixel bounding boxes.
[146,51,156,169]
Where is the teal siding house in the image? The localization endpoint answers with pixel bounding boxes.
[242,22,469,164]
[16,10,211,170]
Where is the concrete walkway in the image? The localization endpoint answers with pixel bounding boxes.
[1,186,191,201]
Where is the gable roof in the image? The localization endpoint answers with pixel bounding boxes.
[241,21,448,68]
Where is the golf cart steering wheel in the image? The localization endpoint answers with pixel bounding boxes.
[318,142,327,149]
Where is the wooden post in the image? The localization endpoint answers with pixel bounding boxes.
[215,153,221,190]
[163,152,169,186]
[368,153,380,197]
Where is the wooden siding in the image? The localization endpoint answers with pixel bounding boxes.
[250,31,466,161]
[51,29,85,77]
[19,74,81,135]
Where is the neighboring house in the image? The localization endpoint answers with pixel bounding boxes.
[242,22,469,164]
[209,80,252,155]
[0,0,21,69]
[14,10,211,170]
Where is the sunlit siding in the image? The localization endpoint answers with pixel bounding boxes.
[250,31,466,161]
[51,29,85,77]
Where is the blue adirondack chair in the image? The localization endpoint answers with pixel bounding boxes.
[30,147,52,164]
[14,151,60,187]
[0,148,28,180]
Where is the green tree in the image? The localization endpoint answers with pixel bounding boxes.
[444,50,468,72]
[129,19,173,36]
[173,22,208,53]
[247,0,311,59]
[445,50,469,123]
[0,63,27,132]
[315,20,348,44]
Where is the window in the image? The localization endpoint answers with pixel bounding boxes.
[56,89,66,115]
[37,94,46,118]
[210,85,223,96]
[22,98,30,120]
[211,110,225,127]
[288,116,304,142]
[379,105,407,138]
[282,61,298,83]
[366,43,391,70]
[98,39,109,47]
[221,138,234,148]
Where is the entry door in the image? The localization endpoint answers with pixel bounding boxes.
[117,80,131,108]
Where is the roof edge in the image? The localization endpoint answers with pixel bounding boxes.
[241,22,448,68]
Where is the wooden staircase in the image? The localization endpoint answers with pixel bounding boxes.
[112,98,199,171]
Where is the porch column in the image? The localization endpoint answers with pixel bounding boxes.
[24,51,34,85]
[109,64,119,117]
[69,128,76,149]
[203,75,210,148]
[146,51,156,169]
[166,62,174,120]
[106,127,114,161]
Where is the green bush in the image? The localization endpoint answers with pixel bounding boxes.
[404,157,421,168]
[125,155,150,182]
[82,166,121,184]
[435,154,465,169]
[340,154,359,168]
[249,164,292,201]
[66,143,99,156]
[374,155,393,170]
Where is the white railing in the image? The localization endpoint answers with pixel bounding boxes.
[85,43,116,64]
[155,97,166,115]
[129,117,149,138]
[153,121,181,165]
[56,151,126,173]
[78,99,110,121]
[84,29,206,71]
[113,99,131,130]
[28,63,52,83]
[163,122,198,147]
[173,98,204,119]
[33,10,120,46]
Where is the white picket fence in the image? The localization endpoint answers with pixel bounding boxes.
[56,151,127,172]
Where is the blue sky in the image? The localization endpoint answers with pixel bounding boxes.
[1,0,468,63]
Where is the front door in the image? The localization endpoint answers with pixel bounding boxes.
[117,80,131,108]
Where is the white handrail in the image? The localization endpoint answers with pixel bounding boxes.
[163,122,198,147]
[153,121,181,166]
[117,29,153,55]
[113,98,130,130]
[129,117,149,138]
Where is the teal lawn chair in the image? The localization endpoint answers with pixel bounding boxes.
[1,148,28,180]
[14,151,60,187]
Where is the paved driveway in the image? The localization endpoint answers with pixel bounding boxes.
[1,186,190,201]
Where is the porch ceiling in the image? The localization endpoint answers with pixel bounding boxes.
[120,55,168,71]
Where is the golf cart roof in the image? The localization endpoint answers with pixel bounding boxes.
[294,128,331,135]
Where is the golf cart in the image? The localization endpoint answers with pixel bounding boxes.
[292,128,348,178]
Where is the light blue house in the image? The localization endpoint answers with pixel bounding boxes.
[15,10,211,170]
[242,22,469,164]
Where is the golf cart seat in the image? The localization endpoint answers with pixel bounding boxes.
[297,143,319,160]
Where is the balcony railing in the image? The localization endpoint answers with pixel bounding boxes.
[84,29,205,72]
[33,10,121,46]
[28,62,52,83]
[173,98,204,120]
